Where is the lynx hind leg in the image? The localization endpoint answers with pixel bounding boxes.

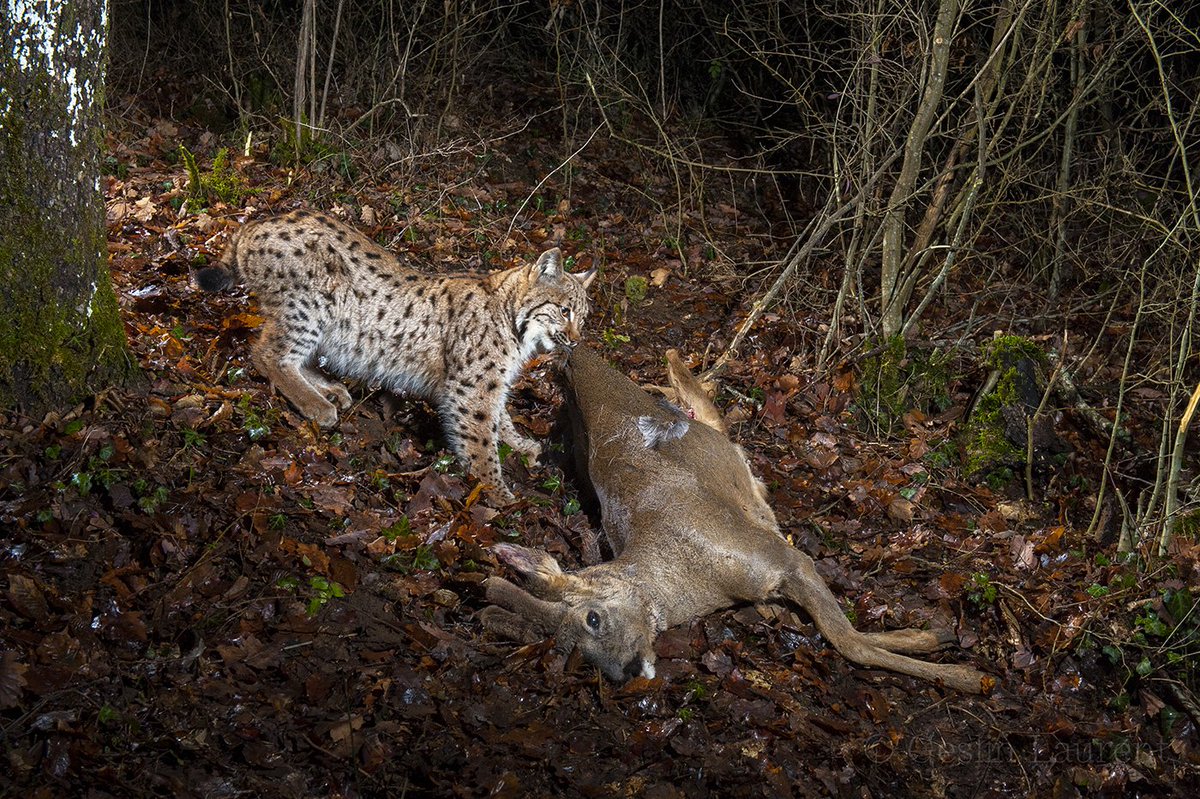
[439,388,513,503]
[252,319,339,427]
[498,409,542,465]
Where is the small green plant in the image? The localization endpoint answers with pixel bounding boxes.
[541,475,562,492]
[967,572,997,606]
[601,328,631,348]
[985,466,1015,491]
[563,497,581,516]
[136,483,170,514]
[181,428,206,449]
[180,145,248,212]
[236,395,271,440]
[101,155,129,179]
[1098,587,1197,708]
[381,516,412,542]
[433,453,456,473]
[269,117,347,171]
[496,442,513,465]
[268,513,288,531]
[67,445,123,498]
[382,543,441,573]
[306,576,345,616]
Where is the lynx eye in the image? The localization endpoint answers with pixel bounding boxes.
[586,610,601,631]
[560,305,571,318]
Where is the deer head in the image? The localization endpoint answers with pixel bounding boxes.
[482,543,659,680]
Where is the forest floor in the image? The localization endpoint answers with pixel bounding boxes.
[2,83,1199,798]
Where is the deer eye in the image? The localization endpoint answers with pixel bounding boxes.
[586,610,601,631]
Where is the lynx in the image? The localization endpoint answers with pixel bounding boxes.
[197,209,597,502]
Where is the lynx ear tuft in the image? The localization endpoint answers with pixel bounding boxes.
[577,266,598,289]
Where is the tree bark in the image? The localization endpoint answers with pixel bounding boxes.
[1,0,132,413]
[878,0,959,338]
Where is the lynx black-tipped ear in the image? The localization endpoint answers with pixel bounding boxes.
[530,247,563,281]
[577,267,598,289]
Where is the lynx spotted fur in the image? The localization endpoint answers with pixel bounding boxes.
[197,209,597,501]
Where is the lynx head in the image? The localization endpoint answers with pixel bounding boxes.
[514,248,597,356]
[483,543,658,682]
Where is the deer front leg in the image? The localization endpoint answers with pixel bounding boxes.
[782,550,990,694]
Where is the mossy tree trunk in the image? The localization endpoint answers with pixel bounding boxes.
[1,0,132,415]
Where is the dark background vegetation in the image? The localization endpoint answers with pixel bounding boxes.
[2,1,1199,796]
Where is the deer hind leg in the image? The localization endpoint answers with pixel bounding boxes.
[252,318,339,426]
[863,628,956,655]
[782,551,989,694]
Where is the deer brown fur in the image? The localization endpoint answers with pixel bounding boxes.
[480,345,990,693]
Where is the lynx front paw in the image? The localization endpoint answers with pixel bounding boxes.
[510,437,542,466]
[487,484,517,506]
[296,397,339,428]
[327,384,353,410]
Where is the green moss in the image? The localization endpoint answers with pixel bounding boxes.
[1,43,134,412]
[984,335,1047,373]
[624,275,648,304]
[961,335,1048,480]
[1174,509,1200,541]
[857,335,953,436]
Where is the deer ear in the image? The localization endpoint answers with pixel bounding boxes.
[483,577,567,637]
[492,543,571,600]
[666,349,726,434]
[529,247,564,282]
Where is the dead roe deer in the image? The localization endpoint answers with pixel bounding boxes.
[481,345,990,693]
